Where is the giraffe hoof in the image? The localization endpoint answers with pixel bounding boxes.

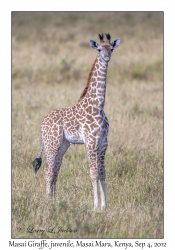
[33,157,42,174]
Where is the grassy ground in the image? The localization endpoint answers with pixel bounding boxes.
[12,12,163,238]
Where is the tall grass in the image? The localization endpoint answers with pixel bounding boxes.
[12,12,163,238]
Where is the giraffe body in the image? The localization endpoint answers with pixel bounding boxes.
[33,33,120,209]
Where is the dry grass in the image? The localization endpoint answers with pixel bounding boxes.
[12,11,163,238]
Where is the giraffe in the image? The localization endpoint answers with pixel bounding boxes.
[33,33,120,210]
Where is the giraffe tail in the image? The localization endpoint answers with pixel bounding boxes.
[33,157,42,174]
[33,139,44,174]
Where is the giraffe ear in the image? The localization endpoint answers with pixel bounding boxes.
[90,40,99,49]
[111,39,120,49]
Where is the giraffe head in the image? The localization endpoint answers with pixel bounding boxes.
[90,33,120,63]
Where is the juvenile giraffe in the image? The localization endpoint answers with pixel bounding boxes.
[33,33,120,209]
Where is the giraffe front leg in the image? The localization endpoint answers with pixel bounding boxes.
[86,143,100,210]
[99,137,108,209]
[99,178,106,209]
[91,176,99,210]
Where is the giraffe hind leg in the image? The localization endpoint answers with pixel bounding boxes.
[45,139,70,197]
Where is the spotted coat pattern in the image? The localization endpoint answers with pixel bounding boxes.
[33,33,120,209]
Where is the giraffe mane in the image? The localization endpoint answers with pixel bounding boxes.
[78,58,97,102]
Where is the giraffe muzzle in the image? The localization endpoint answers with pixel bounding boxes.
[104,57,110,62]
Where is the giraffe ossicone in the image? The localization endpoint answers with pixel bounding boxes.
[33,33,120,210]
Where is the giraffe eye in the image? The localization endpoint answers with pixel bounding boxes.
[98,49,101,52]
[111,48,114,52]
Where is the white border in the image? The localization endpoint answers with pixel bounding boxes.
[1,0,175,249]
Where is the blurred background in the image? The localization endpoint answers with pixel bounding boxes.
[12,11,163,87]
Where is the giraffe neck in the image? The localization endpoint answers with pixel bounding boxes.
[79,55,108,110]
